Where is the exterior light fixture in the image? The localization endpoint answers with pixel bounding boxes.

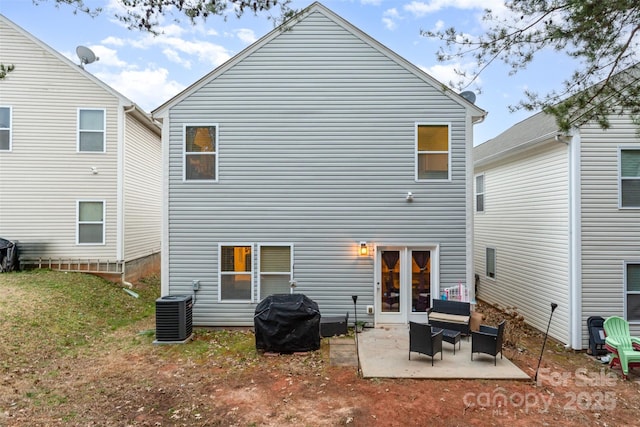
[359,241,368,256]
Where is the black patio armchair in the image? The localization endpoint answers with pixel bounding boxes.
[408,321,443,366]
[471,320,506,365]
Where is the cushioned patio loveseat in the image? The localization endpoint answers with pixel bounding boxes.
[427,300,471,335]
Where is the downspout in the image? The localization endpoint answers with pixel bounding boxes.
[117,103,127,280]
[567,129,583,350]
[468,112,487,303]
[154,111,171,297]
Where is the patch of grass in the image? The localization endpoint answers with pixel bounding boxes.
[0,270,159,366]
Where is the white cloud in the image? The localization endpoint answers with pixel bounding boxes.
[404,0,506,18]
[419,62,481,90]
[102,36,125,46]
[162,48,192,69]
[89,45,127,68]
[95,67,185,111]
[382,8,400,31]
[235,28,257,45]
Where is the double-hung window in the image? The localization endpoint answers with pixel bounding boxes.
[626,262,640,322]
[0,106,11,151]
[416,123,450,180]
[620,148,640,208]
[475,174,485,212]
[259,245,293,300]
[220,245,252,301]
[486,247,496,279]
[77,201,105,244]
[185,125,217,181]
[78,109,105,152]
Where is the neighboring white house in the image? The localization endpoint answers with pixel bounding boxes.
[474,109,640,349]
[153,2,486,326]
[0,14,162,282]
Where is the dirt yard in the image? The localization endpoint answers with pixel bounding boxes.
[1,277,639,426]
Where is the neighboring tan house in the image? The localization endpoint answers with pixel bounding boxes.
[0,14,161,282]
[153,2,486,326]
[474,109,640,350]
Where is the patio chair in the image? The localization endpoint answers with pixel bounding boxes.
[603,316,640,379]
[408,322,443,366]
[471,320,506,366]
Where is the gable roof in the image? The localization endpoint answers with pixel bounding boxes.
[474,110,560,167]
[0,14,159,134]
[152,1,486,120]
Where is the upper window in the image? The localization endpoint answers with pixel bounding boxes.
[626,262,640,322]
[185,125,217,181]
[475,174,485,212]
[486,247,496,279]
[416,124,450,180]
[259,245,293,300]
[620,148,640,208]
[77,201,105,245]
[0,106,11,151]
[220,245,252,301]
[78,109,105,152]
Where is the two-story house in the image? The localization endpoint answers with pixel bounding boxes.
[153,2,486,326]
[474,107,640,349]
[0,14,161,282]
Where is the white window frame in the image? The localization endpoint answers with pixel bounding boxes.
[624,261,640,323]
[258,244,294,301]
[0,106,12,151]
[415,122,452,182]
[475,173,485,213]
[77,108,106,153]
[218,243,254,303]
[619,147,640,209]
[183,124,218,182]
[76,200,106,245]
[486,247,496,279]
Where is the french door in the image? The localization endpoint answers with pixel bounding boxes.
[376,247,435,324]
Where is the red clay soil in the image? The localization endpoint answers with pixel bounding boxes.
[2,302,640,426]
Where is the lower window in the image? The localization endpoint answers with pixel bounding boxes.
[626,262,640,321]
[486,247,496,279]
[220,245,252,301]
[77,201,104,244]
[259,245,292,300]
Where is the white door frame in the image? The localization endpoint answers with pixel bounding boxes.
[374,245,439,325]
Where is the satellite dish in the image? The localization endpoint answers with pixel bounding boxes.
[460,91,477,104]
[76,45,99,68]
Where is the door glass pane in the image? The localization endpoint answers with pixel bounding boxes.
[381,250,400,313]
[411,251,431,312]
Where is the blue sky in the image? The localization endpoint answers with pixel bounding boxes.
[1,0,578,145]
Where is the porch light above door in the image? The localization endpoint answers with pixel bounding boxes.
[359,242,369,256]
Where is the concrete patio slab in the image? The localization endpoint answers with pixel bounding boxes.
[356,325,530,380]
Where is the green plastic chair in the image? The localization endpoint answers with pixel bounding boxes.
[603,316,640,379]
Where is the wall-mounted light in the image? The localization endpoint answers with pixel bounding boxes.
[406,191,414,202]
[359,241,369,256]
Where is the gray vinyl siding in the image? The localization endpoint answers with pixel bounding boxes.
[474,141,570,344]
[123,113,161,262]
[164,10,473,325]
[580,115,640,339]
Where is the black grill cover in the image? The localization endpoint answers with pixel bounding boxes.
[0,238,19,273]
[254,293,321,353]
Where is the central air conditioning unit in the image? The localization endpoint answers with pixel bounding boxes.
[154,295,193,343]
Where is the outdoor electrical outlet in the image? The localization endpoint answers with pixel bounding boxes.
[366,305,374,314]
[192,280,200,291]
